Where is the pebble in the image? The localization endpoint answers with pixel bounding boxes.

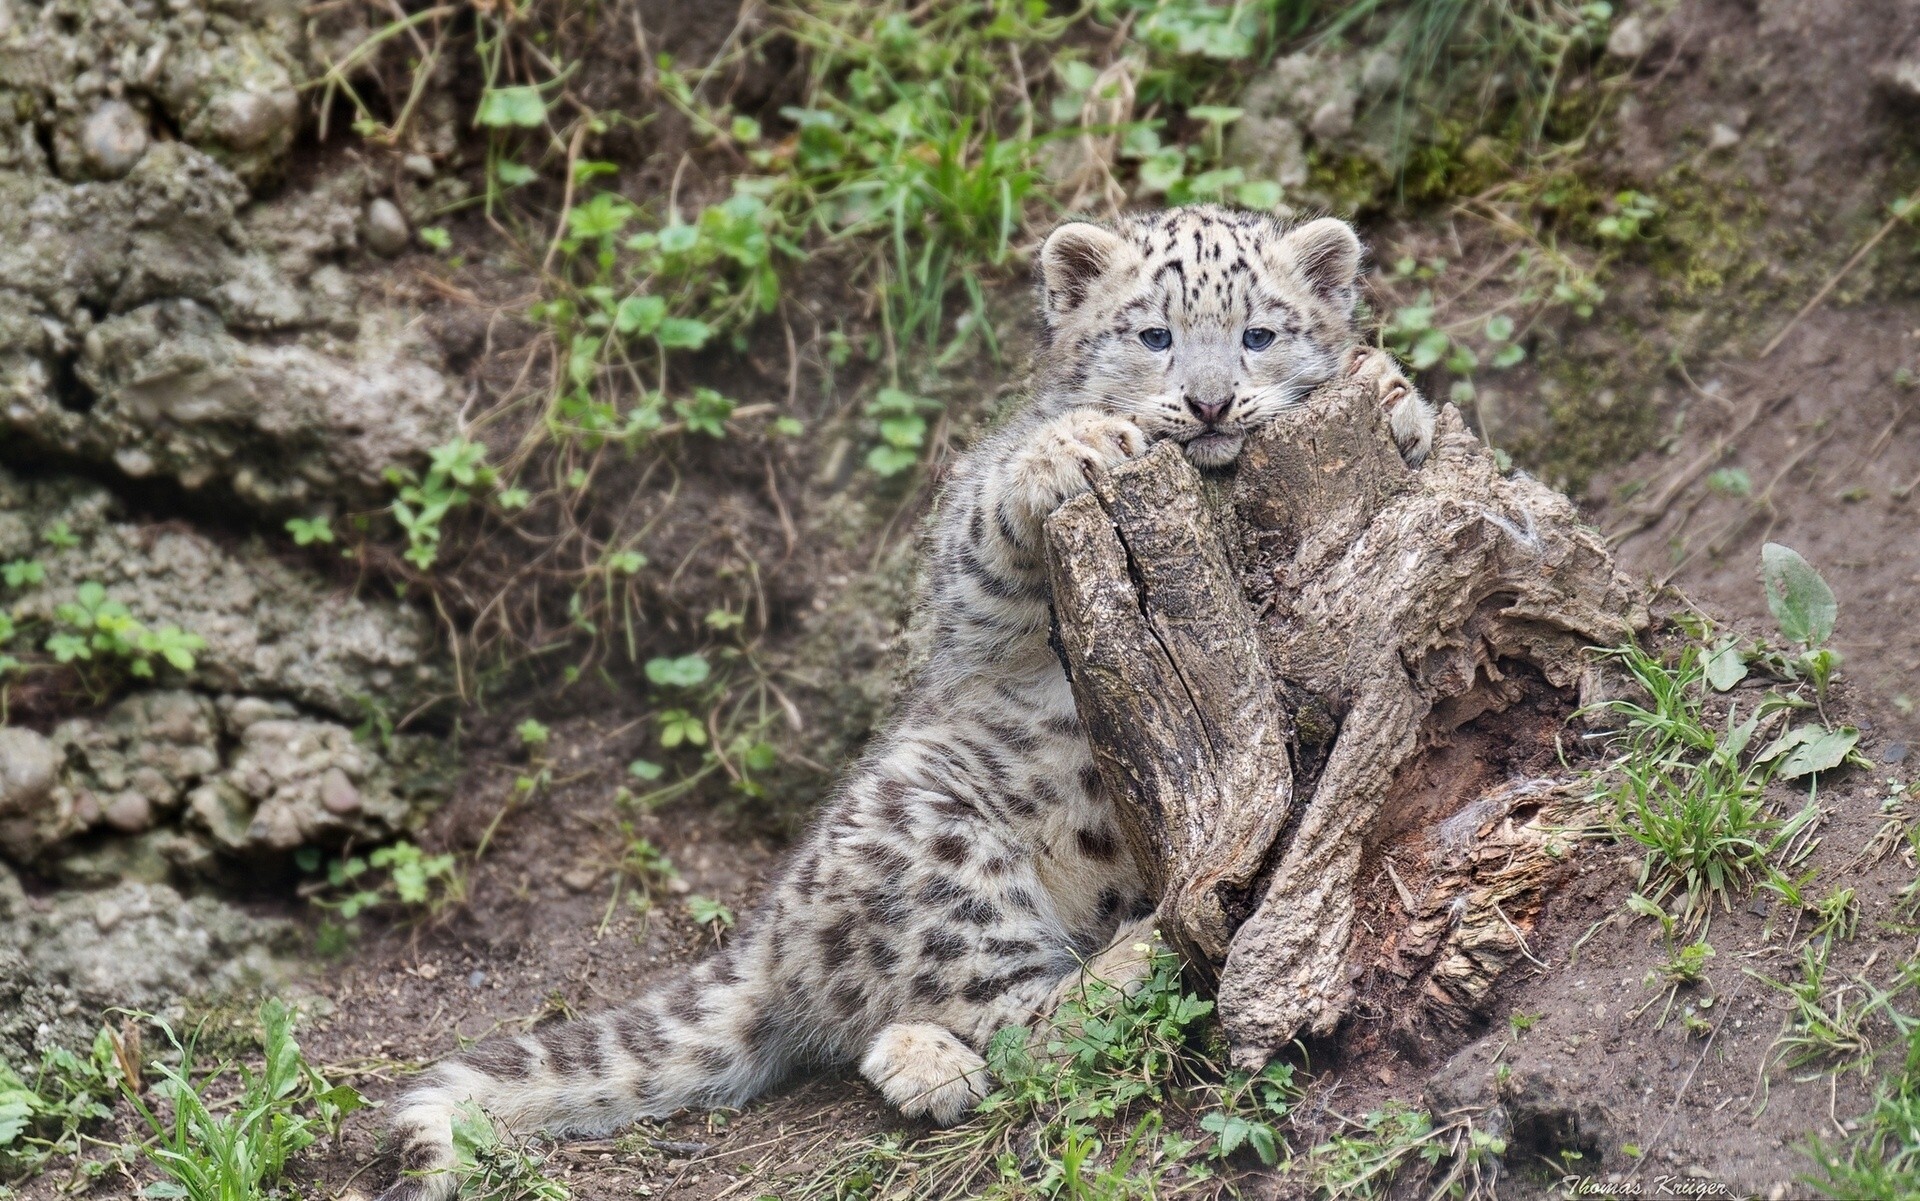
[1308,96,1354,142]
[561,865,602,892]
[402,153,436,180]
[1876,60,1920,105]
[468,970,487,989]
[319,767,361,815]
[80,100,149,178]
[208,86,299,151]
[1607,15,1649,60]
[1708,122,1742,150]
[1883,742,1908,764]
[364,198,410,257]
[0,726,60,813]
[101,791,154,834]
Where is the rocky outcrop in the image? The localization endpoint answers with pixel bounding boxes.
[0,465,447,719]
[0,0,457,511]
[0,862,292,1065]
[0,690,450,880]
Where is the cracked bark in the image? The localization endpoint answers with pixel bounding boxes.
[1044,379,1647,1065]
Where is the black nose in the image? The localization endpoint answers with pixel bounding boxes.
[1186,396,1232,425]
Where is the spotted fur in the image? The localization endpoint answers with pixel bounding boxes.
[375,206,1431,1199]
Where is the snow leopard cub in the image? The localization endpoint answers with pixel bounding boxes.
[376,205,1432,1199]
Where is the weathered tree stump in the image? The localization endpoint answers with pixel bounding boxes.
[1045,380,1646,1068]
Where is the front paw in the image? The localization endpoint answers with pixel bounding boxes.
[1345,346,1434,467]
[860,1023,991,1126]
[1010,410,1147,521]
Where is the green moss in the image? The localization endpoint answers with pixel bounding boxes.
[1643,168,1773,306]
[1503,349,1661,496]
[1301,132,1487,216]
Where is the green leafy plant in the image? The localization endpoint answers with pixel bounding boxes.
[302,840,466,948]
[1762,541,1841,702]
[1,1029,125,1178]
[516,718,551,747]
[119,998,365,1201]
[686,894,735,933]
[1761,943,1877,1078]
[1705,467,1752,498]
[864,386,943,476]
[284,516,335,546]
[644,654,711,689]
[445,1101,571,1200]
[45,581,205,687]
[2,559,44,588]
[655,708,706,749]
[794,942,1308,1199]
[1590,641,1818,923]
[1593,189,1661,241]
[386,437,500,570]
[1807,965,1920,1195]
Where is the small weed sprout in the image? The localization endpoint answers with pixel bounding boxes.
[300,840,466,950]
[1591,641,1817,924]
[447,1101,571,1200]
[0,1028,127,1179]
[1759,944,1878,1079]
[119,998,366,1201]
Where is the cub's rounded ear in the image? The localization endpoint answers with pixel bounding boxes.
[1268,217,1364,313]
[1038,221,1134,320]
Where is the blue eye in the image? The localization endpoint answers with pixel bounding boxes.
[1242,328,1276,351]
[1139,327,1172,351]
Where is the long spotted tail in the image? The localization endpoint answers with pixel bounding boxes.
[378,950,789,1200]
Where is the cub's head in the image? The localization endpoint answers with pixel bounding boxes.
[1034,205,1363,467]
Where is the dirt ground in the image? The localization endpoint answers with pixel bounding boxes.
[14,0,1920,1198]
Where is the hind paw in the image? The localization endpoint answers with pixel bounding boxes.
[1045,915,1161,1016]
[860,1022,990,1125]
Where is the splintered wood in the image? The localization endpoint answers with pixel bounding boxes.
[1044,380,1646,1067]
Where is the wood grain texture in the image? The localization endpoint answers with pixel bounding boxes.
[1044,378,1647,1067]
[1045,441,1293,975]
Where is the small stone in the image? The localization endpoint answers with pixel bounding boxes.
[1883,742,1909,764]
[222,696,285,733]
[187,781,253,851]
[1358,48,1400,97]
[102,791,154,834]
[319,767,361,815]
[208,86,300,151]
[1308,96,1355,143]
[364,198,410,258]
[1876,60,1920,106]
[80,100,149,179]
[1606,16,1649,60]
[402,153,436,180]
[561,865,602,893]
[113,447,156,477]
[1708,122,1742,150]
[1225,115,1308,190]
[468,970,487,989]
[0,727,60,815]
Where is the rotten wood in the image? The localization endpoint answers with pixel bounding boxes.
[1046,442,1294,976]
[1044,379,1646,1067]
